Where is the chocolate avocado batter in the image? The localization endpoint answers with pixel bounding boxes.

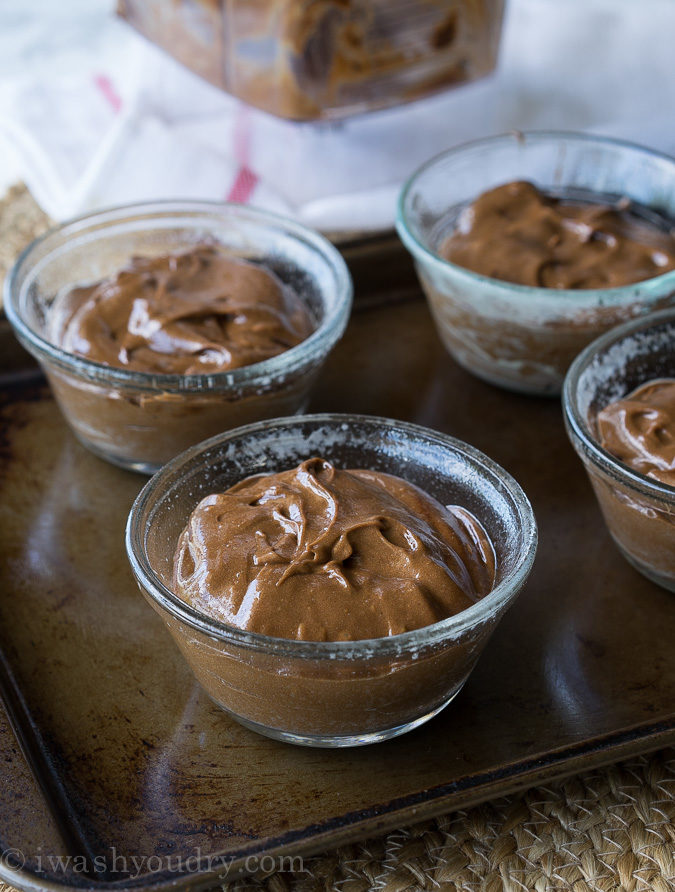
[585,379,675,590]
[441,181,675,289]
[173,457,496,641]
[50,245,314,374]
[597,379,675,486]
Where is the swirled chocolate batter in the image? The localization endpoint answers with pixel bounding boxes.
[49,245,314,374]
[440,181,675,289]
[173,457,496,641]
[597,379,675,486]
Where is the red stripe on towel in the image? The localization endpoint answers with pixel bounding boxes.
[93,74,122,112]
[227,166,259,203]
[226,106,258,203]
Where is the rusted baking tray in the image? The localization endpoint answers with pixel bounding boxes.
[1,265,674,891]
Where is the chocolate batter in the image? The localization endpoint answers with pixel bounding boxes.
[582,378,675,591]
[49,245,314,374]
[441,181,675,289]
[597,379,675,486]
[173,458,496,641]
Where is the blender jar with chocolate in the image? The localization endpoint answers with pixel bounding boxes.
[117,0,505,120]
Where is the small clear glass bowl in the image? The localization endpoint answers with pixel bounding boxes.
[563,309,675,592]
[125,413,537,748]
[4,201,352,474]
[397,132,675,396]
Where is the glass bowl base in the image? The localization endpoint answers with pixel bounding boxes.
[443,344,562,397]
[613,540,675,594]
[210,687,465,748]
[70,430,163,475]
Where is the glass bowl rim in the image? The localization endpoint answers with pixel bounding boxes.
[562,306,675,502]
[3,199,353,393]
[125,412,538,658]
[396,129,675,304]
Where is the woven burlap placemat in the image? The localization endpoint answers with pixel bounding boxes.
[0,748,673,891]
[0,183,50,308]
[1,186,673,892]
[245,748,675,891]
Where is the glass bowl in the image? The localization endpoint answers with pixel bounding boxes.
[397,132,675,396]
[563,309,675,592]
[125,413,537,747]
[4,201,352,474]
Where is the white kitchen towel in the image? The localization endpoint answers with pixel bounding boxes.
[1,0,675,232]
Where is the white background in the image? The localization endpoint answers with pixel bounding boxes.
[1,0,674,231]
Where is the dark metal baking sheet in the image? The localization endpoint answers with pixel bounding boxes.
[1,290,673,892]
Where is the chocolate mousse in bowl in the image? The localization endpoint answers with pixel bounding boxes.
[397,132,675,395]
[4,202,351,473]
[125,414,537,746]
[563,309,675,592]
